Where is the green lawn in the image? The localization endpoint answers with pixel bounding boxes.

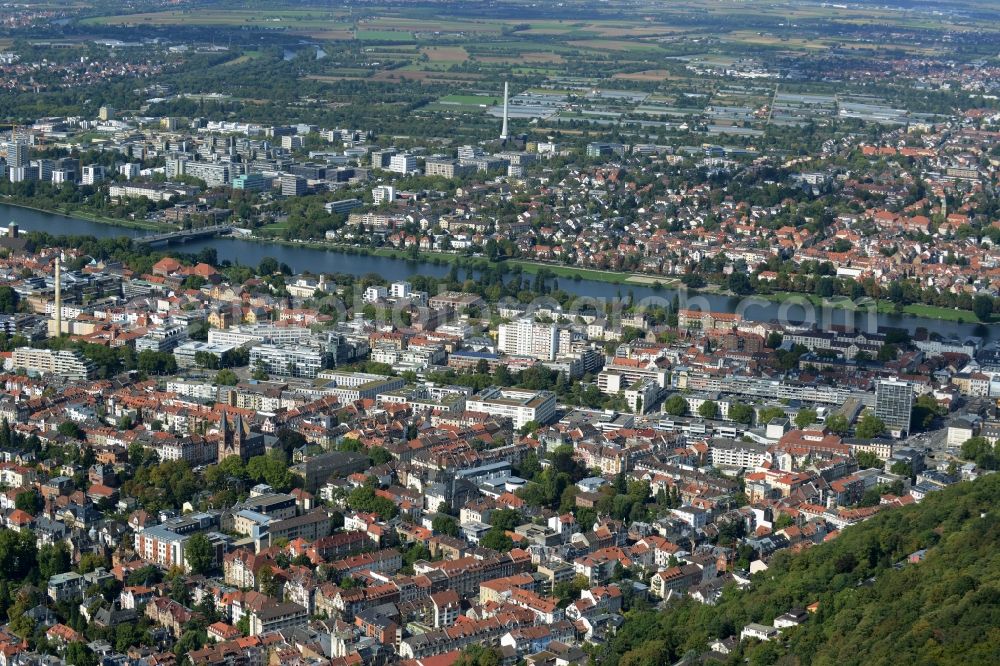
[897,303,981,323]
[437,94,501,106]
[356,30,414,41]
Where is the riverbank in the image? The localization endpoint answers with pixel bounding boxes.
[251,237,986,324]
[763,290,986,325]
[0,198,163,231]
[249,235,679,287]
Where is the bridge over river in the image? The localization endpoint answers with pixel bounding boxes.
[132,225,232,247]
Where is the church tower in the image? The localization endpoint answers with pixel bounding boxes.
[217,412,264,462]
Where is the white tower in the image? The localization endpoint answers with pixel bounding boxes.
[500,82,509,141]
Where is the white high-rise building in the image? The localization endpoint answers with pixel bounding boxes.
[498,318,559,361]
[5,141,28,168]
[388,154,416,174]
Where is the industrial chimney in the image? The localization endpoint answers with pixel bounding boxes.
[54,257,61,337]
[500,81,509,141]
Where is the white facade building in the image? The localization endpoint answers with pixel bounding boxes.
[498,318,559,361]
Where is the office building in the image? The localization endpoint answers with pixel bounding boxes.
[109,183,179,203]
[457,145,484,161]
[388,153,417,174]
[370,148,397,168]
[232,173,269,192]
[5,141,28,168]
[324,198,363,215]
[135,325,189,353]
[290,164,326,180]
[34,159,54,182]
[466,388,557,430]
[280,174,307,196]
[81,165,105,185]
[874,379,913,436]
[249,344,330,378]
[172,341,239,368]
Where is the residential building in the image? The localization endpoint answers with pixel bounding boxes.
[498,318,559,361]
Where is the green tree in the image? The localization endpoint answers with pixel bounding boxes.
[795,408,818,429]
[960,436,998,470]
[911,394,945,432]
[480,527,514,552]
[973,295,993,322]
[432,514,459,537]
[664,394,688,416]
[369,446,393,466]
[490,508,523,532]
[258,565,279,598]
[184,533,215,575]
[66,642,99,666]
[0,286,19,314]
[519,419,541,436]
[826,413,850,436]
[246,450,294,492]
[215,369,239,386]
[14,489,41,515]
[0,529,36,581]
[38,542,71,581]
[729,402,754,425]
[57,420,84,439]
[855,412,886,439]
[757,406,787,425]
[697,401,719,419]
[889,460,913,477]
[454,644,502,666]
[855,451,881,470]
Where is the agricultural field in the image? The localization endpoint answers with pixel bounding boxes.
[421,46,469,63]
[82,8,349,30]
[476,52,565,65]
[21,0,995,151]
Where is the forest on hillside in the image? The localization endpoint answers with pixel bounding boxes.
[597,474,1000,666]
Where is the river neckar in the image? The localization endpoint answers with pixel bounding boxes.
[1,202,992,339]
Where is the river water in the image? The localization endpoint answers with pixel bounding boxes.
[2,203,992,339]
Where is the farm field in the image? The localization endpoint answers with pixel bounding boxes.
[82,9,349,29]
[421,46,469,63]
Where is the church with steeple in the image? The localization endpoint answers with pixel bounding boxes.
[217,411,265,463]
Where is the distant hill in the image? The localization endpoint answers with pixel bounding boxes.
[599,474,1000,666]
